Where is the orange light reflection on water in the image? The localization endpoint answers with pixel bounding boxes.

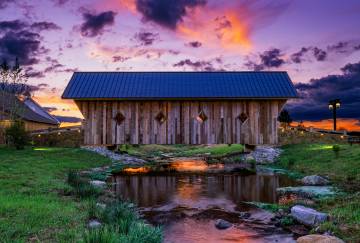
[170,160,223,172]
[123,167,150,173]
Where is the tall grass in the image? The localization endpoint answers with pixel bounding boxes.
[83,202,162,243]
[66,171,101,198]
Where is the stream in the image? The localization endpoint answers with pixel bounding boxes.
[109,159,298,243]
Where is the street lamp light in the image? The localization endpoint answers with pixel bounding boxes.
[328,99,341,131]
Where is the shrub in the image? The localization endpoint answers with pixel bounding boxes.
[5,120,29,149]
[332,145,341,158]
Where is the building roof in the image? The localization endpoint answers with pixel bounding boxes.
[62,71,298,100]
[0,92,59,125]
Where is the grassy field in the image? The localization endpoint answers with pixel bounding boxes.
[0,147,112,242]
[277,144,360,242]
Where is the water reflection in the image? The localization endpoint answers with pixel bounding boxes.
[110,173,294,207]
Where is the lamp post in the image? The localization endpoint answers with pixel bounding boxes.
[328,99,341,131]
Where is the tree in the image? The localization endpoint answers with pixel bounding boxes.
[0,57,29,120]
[278,109,292,127]
[0,58,29,149]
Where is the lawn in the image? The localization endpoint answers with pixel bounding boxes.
[277,143,360,242]
[0,146,112,242]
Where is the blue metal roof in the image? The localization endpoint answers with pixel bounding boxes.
[62,72,297,100]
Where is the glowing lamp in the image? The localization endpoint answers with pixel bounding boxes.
[328,104,333,110]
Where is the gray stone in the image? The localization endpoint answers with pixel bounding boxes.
[214,219,232,230]
[88,219,102,229]
[296,234,344,243]
[301,175,330,186]
[291,205,327,227]
[277,186,335,199]
[90,180,106,188]
[82,146,147,165]
[244,146,282,164]
[239,212,251,218]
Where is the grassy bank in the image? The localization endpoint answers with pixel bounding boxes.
[0,147,112,242]
[276,144,360,242]
[125,144,244,158]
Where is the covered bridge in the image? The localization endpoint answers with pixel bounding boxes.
[62,72,297,145]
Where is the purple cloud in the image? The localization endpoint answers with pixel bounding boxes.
[245,48,285,71]
[80,11,116,37]
[135,0,206,29]
[186,41,202,48]
[134,31,159,45]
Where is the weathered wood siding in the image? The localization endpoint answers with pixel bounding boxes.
[75,100,286,145]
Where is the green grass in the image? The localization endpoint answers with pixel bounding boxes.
[277,144,360,191]
[0,146,112,242]
[125,144,244,158]
[277,143,360,242]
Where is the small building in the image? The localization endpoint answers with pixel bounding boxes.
[62,72,297,145]
[0,92,59,131]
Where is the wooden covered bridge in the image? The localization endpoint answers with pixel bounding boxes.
[62,72,297,145]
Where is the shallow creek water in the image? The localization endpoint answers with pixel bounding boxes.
[109,159,297,243]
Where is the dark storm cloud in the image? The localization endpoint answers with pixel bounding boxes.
[0,20,27,31]
[80,11,116,37]
[134,31,159,45]
[135,0,207,29]
[0,19,61,66]
[31,21,61,32]
[186,41,202,48]
[286,61,360,121]
[173,58,225,71]
[245,48,285,71]
[290,47,309,63]
[0,30,46,65]
[313,47,327,61]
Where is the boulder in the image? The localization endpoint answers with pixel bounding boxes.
[214,219,232,230]
[301,175,329,186]
[291,205,327,227]
[297,234,344,243]
[88,219,102,229]
[89,180,106,189]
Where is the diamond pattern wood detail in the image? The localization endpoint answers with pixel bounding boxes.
[238,112,248,123]
[114,112,125,125]
[196,110,208,122]
[155,111,167,124]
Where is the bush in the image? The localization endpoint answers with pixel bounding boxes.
[333,145,341,158]
[5,120,29,149]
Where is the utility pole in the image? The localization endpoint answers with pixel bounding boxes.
[328,99,341,131]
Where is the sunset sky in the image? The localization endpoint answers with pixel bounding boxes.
[1,0,360,130]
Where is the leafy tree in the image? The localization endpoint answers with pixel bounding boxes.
[278,109,292,127]
[0,57,29,120]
